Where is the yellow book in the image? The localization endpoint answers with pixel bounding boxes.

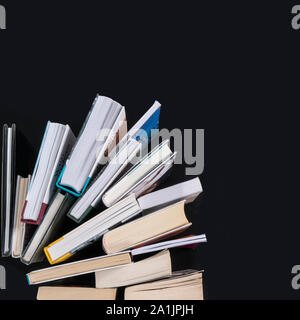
[43,195,141,264]
[44,237,73,265]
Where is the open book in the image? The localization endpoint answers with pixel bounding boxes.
[21,122,75,224]
[43,177,202,265]
[57,95,127,197]
[66,100,162,223]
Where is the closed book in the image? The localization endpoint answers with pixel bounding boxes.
[56,95,127,197]
[95,250,171,288]
[1,124,16,257]
[37,286,117,300]
[21,122,75,224]
[21,191,76,265]
[124,270,204,300]
[102,140,176,208]
[27,251,132,285]
[11,175,31,258]
[131,234,207,256]
[44,195,142,264]
[102,200,192,254]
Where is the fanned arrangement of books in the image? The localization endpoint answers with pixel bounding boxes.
[1,95,206,300]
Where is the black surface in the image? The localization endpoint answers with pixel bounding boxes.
[0,0,299,303]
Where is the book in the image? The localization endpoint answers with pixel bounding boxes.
[21,122,75,224]
[95,250,171,288]
[11,175,31,258]
[21,191,76,265]
[137,177,203,211]
[66,100,161,223]
[102,200,192,254]
[37,286,117,300]
[27,251,132,285]
[44,178,202,264]
[102,140,176,207]
[44,195,141,264]
[124,270,203,300]
[57,95,127,197]
[69,139,175,222]
[1,124,16,257]
[131,234,207,256]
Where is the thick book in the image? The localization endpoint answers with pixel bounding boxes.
[95,250,171,288]
[102,200,193,254]
[57,95,127,197]
[136,177,203,211]
[21,122,75,224]
[37,286,117,300]
[11,175,31,258]
[1,124,16,257]
[27,251,132,285]
[66,100,162,223]
[44,178,202,264]
[124,270,203,300]
[21,191,76,265]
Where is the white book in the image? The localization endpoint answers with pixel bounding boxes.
[131,234,207,256]
[68,138,141,222]
[22,122,75,224]
[138,177,202,211]
[44,195,142,264]
[42,125,75,206]
[21,192,67,265]
[102,140,174,207]
[4,127,12,254]
[58,95,126,195]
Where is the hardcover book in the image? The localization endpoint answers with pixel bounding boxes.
[21,122,75,224]
[1,124,16,256]
[56,95,127,197]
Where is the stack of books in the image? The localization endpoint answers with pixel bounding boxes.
[1,95,206,300]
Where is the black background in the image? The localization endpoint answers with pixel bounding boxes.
[0,0,299,304]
